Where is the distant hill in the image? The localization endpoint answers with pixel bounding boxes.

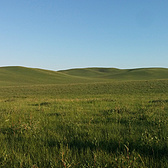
[0,66,94,86]
[0,66,168,86]
[59,67,168,80]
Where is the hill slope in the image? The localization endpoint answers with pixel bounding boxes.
[59,67,168,80]
[0,66,96,86]
[0,66,168,86]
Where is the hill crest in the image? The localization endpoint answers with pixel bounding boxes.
[0,66,168,86]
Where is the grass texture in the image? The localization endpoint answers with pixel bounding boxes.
[0,66,168,167]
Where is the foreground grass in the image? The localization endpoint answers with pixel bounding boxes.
[0,80,168,167]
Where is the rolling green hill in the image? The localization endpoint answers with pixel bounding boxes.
[0,66,168,86]
[60,67,168,80]
[1,66,168,167]
[0,66,95,86]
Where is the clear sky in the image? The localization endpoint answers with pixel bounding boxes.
[0,0,168,70]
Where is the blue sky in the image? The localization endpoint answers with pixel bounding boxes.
[0,0,168,70]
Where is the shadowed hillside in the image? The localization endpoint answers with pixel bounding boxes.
[0,66,168,86]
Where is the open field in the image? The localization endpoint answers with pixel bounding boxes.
[0,67,168,167]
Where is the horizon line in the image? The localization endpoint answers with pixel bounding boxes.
[0,65,168,72]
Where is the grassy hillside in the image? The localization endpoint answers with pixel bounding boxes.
[0,66,99,86]
[0,66,168,86]
[60,67,168,80]
[1,66,168,167]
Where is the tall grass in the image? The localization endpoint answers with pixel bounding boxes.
[0,80,168,167]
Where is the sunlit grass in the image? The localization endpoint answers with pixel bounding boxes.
[0,80,168,167]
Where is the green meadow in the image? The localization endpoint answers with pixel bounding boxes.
[0,66,168,167]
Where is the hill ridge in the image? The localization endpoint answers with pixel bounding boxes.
[0,66,168,86]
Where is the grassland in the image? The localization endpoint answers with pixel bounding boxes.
[0,66,168,167]
[1,66,168,86]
